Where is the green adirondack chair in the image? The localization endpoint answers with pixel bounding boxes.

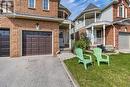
[93,48,110,66]
[75,48,93,70]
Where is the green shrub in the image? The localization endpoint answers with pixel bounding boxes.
[74,33,90,53]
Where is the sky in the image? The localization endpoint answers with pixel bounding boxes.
[60,0,112,20]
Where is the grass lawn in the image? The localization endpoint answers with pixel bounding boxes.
[64,53,130,87]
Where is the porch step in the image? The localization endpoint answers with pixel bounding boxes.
[60,48,71,53]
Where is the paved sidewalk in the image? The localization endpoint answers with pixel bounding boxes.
[58,52,75,61]
[0,56,74,87]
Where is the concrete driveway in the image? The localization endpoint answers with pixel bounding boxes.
[0,56,73,87]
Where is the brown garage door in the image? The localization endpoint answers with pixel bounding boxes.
[0,29,10,57]
[22,31,52,56]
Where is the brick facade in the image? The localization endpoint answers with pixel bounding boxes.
[14,0,58,17]
[113,0,129,20]
[106,0,130,49]
[0,0,60,57]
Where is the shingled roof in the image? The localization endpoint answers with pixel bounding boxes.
[83,3,100,12]
[59,4,71,15]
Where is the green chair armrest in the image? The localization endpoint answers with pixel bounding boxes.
[83,54,92,61]
[102,54,109,60]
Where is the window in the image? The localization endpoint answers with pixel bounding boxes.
[96,30,102,38]
[58,11,64,18]
[42,0,49,10]
[28,0,35,8]
[118,5,125,18]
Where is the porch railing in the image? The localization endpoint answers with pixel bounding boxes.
[85,18,100,26]
[94,38,103,45]
[75,21,84,31]
[0,1,14,14]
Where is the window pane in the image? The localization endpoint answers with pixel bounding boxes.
[29,0,35,8]
[43,0,49,10]
[96,30,102,38]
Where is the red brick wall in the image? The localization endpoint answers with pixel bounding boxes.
[105,26,114,46]
[14,0,58,17]
[106,24,130,49]
[75,28,86,40]
[113,0,129,20]
[115,25,130,49]
[0,17,59,57]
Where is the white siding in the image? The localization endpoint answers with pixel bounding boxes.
[100,6,113,22]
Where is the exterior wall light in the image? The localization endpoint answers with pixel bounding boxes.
[36,23,40,30]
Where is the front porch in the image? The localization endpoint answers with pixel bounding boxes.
[59,20,73,50]
[86,22,113,48]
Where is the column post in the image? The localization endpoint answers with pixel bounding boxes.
[94,11,97,22]
[91,26,94,45]
[113,25,116,47]
[84,14,86,26]
[103,24,106,46]
[69,21,72,49]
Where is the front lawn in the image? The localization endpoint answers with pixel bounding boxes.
[64,53,130,87]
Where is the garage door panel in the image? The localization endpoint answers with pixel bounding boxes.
[0,29,10,57]
[119,32,130,50]
[22,31,52,56]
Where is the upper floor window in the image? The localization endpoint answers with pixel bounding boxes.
[58,11,64,18]
[28,0,35,8]
[42,0,49,10]
[118,4,125,18]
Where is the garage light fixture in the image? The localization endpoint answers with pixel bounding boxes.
[125,27,127,32]
[36,23,40,30]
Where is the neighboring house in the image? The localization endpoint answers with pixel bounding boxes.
[74,0,130,51]
[0,0,72,57]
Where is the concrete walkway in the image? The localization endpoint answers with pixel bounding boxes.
[0,56,74,87]
[58,52,75,61]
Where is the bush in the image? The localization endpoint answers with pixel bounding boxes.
[74,39,87,50]
[74,33,90,53]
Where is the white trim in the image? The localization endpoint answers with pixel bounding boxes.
[113,26,116,47]
[103,24,106,46]
[117,6,119,17]
[69,21,72,49]
[91,26,94,45]
[83,14,86,26]
[122,5,125,18]
[118,4,125,18]
[94,11,97,22]
[28,0,36,8]
[85,21,112,29]
[42,0,50,10]
[52,31,54,56]
[125,8,128,18]
[20,30,22,56]
[5,13,64,22]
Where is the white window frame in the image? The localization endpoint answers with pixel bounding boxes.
[125,8,128,18]
[118,4,125,18]
[42,0,50,10]
[28,0,36,8]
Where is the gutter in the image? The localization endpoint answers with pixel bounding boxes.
[2,13,64,23]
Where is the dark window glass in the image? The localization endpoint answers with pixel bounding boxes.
[0,29,10,57]
[96,30,102,38]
